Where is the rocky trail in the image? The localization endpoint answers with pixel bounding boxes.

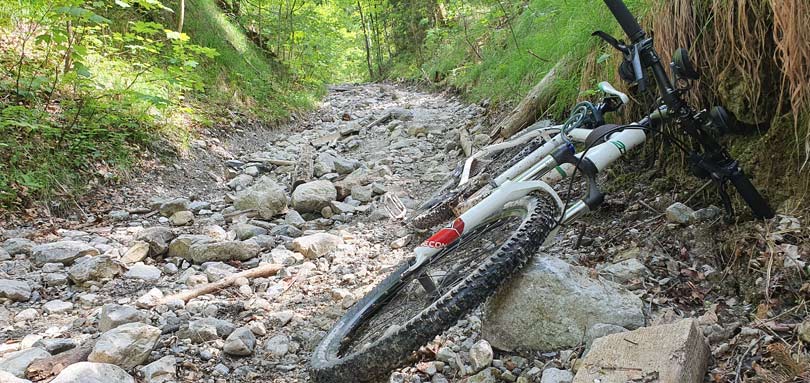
[1,84,808,383]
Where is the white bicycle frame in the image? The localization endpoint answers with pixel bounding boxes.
[405,82,645,272]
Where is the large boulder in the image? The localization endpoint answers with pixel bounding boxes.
[482,255,645,351]
[50,362,134,383]
[32,241,98,266]
[0,279,32,302]
[573,319,709,383]
[88,322,161,369]
[233,176,288,219]
[67,255,122,284]
[185,241,260,264]
[291,233,343,259]
[291,180,337,213]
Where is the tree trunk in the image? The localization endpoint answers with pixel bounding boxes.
[178,0,185,33]
[490,58,572,139]
[357,1,374,79]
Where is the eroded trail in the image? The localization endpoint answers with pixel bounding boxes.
[0,84,487,382]
[1,84,806,383]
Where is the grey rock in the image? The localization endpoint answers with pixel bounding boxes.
[330,201,356,214]
[167,235,214,259]
[43,300,73,314]
[268,310,295,327]
[42,272,69,287]
[159,198,190,217]
[135,227,175,256]
[665,202,694,225]
[14,308,38,321]
[599,258,650,284]
[32,338,77,354]
[223,327,256,356]
[233,177,288,219]
[264,334,290,357]
[50,362,134,383]
[692,205,722,222]
[540,368,573,383]
[68,255,122,284]
[333,157,360,175]
[179,318,235,343]
[314,153,337,177]
[188,201,211,212]
[123,263,162,282]
[0,279,32,301]
[0,348,50,377]
[291,233,344,259]
[186,241,260,263]
[202,261,237,281]
[389,107,414,121]
[483,256,645,351]
[469,340,493,372]
[32,241,99,266]
[291,180,337,213]
[140,356,176,383]
[284,210,306,228]
[231,223,267,240]
[3,238,35,256]
[350,184,373,203]
[227,174,254,191]
[798,319,810,343]
[89,322,161,369]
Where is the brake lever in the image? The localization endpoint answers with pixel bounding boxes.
[592,31,629,54]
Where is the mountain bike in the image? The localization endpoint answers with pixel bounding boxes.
[310,1,774,381]
[402,82,629,230]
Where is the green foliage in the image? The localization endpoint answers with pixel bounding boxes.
[394,0,646,115]
[0,0,218,207]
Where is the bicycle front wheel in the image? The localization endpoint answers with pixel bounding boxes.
[310,193,559,382]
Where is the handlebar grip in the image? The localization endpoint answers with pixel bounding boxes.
[729,170,775,219]
[603,0,646,43]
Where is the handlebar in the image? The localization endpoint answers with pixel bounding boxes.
[603,0,646,43]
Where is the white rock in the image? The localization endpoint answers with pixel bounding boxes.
[123,263,162,282]
[50,362,134,383]
[14,308,38,322]
[469,340,493,372]
[541,368,574,383]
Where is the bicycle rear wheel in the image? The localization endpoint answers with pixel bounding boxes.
[310,193,559,382]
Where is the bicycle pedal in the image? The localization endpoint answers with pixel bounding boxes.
[382,193,407,220]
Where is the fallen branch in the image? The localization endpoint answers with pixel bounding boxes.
[159,263,283,304]
[490,57,572,139]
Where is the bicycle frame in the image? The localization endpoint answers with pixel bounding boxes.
[407,111,652,274]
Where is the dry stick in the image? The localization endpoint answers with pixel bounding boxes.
[159,263,283,304]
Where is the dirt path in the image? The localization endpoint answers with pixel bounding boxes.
[0,84,807,383]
